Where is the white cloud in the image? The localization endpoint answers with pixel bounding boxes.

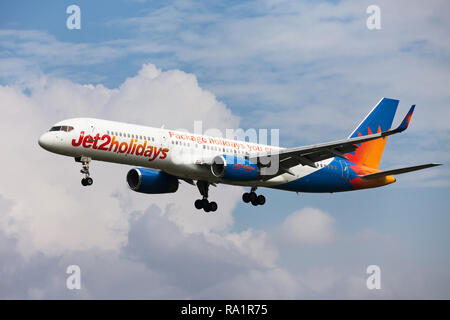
[0,63,240,256]
[0,63,287,298]
[197,268,302,299]
[280,207,336,245]
[205,228,278,268]
[108,64,239,131]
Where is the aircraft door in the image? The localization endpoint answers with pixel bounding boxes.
[159,128,169,148]
[158,128,172,167]
[87,124,99,146]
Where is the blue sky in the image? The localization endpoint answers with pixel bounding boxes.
[0,0,449,299]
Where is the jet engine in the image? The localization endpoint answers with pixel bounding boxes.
[211,155,258,181]
[127,168,179,194]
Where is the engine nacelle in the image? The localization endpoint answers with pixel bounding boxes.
[211,155,259,181]
[127,168,179,194]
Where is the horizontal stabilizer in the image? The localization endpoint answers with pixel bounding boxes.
[360,163,442,180]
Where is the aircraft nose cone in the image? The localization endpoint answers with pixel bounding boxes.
[38,133,53,151]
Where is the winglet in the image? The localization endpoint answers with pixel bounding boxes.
[395,104,415,133]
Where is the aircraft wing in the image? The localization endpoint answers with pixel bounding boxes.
[360,163,442,180]
[251,105,416,175]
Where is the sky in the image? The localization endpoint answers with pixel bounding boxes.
[0,0,449,299]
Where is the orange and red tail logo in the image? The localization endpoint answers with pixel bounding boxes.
[346,126,387,169]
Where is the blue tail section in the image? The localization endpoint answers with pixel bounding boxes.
[348,98,399,138]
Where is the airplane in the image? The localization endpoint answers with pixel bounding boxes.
[38,98,441,212]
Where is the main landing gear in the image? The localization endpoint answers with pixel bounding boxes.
[75,156,93,187]
[242,187,266,206]
[194,180,218,213]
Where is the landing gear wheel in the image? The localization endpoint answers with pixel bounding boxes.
[195,181,219,213]
[195,199,203,210]
[243,187,266,206]
[209,201,218,212]
[81,178,88,186]
[86,177,93,186]
[257,195,266,205]
[242,193,251,203]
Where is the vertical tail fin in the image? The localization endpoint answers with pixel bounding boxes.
[346,98,399,169]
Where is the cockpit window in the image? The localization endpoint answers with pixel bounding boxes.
[61,126,74,132]
[49,126,61,132]
[49,126,74,132]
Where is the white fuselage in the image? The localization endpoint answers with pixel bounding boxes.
[38,118,331,188]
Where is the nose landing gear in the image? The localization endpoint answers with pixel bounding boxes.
[194,180,218,212]
[76,156,93,186]
[242,187,265,206]
[81,177,93,186]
